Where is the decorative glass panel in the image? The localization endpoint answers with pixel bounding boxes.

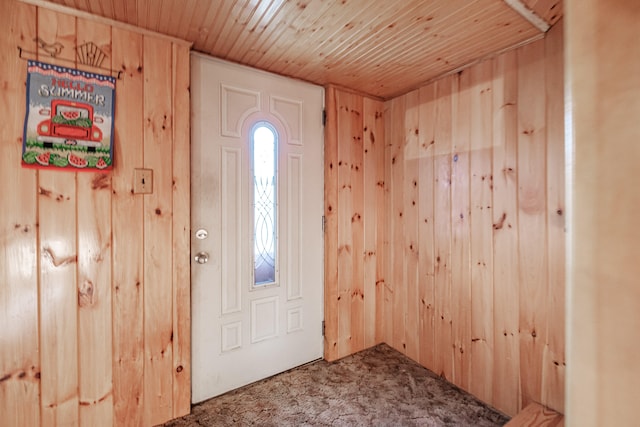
[252,123,277,286]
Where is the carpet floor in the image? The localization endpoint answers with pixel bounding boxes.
[162,344,510,426]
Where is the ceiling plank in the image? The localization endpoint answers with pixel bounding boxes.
[230,0,308,64]
[235,0,315,66]
[173,0,201,40]
[20,0,192,46]
[35,0,562,99]
[198,0,242,55]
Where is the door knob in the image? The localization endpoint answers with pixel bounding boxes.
[194,251,209,264]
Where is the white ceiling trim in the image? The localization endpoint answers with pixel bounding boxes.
[503,0,551,32]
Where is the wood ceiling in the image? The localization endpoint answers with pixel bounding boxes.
[35,0,562,99]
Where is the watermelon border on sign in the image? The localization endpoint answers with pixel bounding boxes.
[22,60,116,171]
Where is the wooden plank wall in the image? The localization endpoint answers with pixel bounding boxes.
[383,23,565,417]
[324,86,385,361]
[566,0,640,425]
[0,1,191,426]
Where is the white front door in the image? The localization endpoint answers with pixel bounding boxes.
[190,53,324,403]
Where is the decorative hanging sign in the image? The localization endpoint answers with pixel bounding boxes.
[22,60,116,171]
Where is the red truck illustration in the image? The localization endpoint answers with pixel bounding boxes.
[36,99,104,148]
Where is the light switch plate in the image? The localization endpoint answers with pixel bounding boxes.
[134,168,153,194]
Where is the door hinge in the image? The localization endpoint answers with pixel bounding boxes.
[322,215,326,232]
[322,320,325,336]
[322,109,327,126]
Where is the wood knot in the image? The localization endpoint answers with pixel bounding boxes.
[91,173,111,190]
[493,212,507,230]
[39,187,52,197]
[43,247,77,268]
[78,280,95,307]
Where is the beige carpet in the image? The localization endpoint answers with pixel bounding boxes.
[163,344,509,426]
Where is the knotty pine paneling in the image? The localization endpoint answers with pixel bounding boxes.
[76,18,114,427]
[383,26,565,416]
[450,69,471,393]
[324,87,386,361]
[542,19,565,413]
[517,39,548,412]
[142,35,174,426]
[491,48,521,415]
[111,28,144,425]
[0,4,39,426]
[432,75,455,383]
[363,97,386,348]
[111,27,145,426]
[171,42,191,420]
[0,1,191,426]
[403,89,420,362]
[323,86,340,360]
[36,9,80,425]
[416,84,437,371]
[389,94,406,355]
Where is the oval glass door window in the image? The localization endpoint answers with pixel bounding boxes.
[252,122,277,287]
